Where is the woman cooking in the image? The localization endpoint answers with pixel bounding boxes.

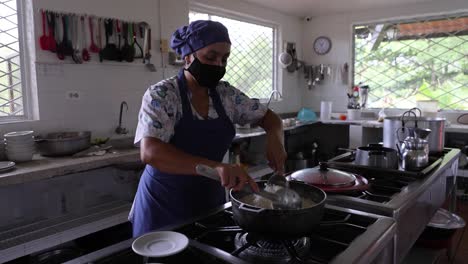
[131,20,286,237]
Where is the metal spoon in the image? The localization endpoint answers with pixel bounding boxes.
[266,172,302,209]
[196,164,301,209]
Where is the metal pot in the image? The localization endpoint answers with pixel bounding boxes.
[285,150,317,172]
[35,131,91,156]
[355,146,398,169]
[230,181,326,239]
[383,112,445,153]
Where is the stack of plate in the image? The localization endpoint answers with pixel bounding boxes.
[0,161,15,172]
[4,131,35,162]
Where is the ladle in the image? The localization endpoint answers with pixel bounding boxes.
[266,171,302,209]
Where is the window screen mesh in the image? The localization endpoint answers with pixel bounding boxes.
[0,0,23,116]
[354,13,468,110]
[189,11,275,99]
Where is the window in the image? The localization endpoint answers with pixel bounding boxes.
[0,0,26,118]
[189,10,276,99]
[353,13,468,110]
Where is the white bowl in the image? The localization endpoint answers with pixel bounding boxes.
[5,143,35,151]
[6,151,33,162]
[347,109,362,120]
[5,135,34,140]
[5,140,34,146]
[4,131,34,138]
[5,139,34,144]
[5,148,36,154]
[6,143,34,151]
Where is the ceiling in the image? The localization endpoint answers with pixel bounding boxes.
[241,0,438,17]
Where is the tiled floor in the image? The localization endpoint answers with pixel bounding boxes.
[433,199,468,264]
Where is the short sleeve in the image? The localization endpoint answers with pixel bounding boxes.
[134,83,179,145]
[226,84,268,125]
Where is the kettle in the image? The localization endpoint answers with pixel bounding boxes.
[398,127,431,171]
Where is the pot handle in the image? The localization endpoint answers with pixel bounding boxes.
[410,107,422,117]
[238,203,266,213]
[396,127,405,142]
[400,110,417,130]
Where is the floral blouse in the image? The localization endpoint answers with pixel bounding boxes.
[134,76,268,145]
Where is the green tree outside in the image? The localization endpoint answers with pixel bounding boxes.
[354,22,468,110]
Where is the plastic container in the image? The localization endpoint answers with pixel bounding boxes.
[417,100,438,117]
[297,108,317,122]
[347,109,361,120]
[320,101,332,120]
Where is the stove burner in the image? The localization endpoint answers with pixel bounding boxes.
[233,233,310,263]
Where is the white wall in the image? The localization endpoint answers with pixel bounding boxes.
[301,0,468,113]
[0,0,303,139]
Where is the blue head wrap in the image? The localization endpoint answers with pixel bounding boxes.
[170,20,231,58]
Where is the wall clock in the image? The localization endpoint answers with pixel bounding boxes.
[313,36,332,55]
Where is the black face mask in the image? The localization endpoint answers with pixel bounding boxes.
[186,57,226,88]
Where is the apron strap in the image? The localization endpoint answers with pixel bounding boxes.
[177,68,229,120]
[209,86,229,120]
[176,69,193,118]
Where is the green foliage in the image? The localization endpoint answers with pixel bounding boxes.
[224,34,273,99]
[355,30,468,110]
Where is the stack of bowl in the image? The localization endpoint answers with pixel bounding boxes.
[4,131,35,162]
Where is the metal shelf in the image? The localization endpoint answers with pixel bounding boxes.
[0,200,131,263]
[458,168,468,178]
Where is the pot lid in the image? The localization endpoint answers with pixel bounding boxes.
[428,208,465,229]
[290,163,356,187]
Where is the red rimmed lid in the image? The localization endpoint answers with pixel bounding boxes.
[314,174,369,193]
[290,163,356,187]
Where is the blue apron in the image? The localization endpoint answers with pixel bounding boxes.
[131,69,235,237]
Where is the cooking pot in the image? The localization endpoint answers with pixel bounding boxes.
[35,131,91,156]
[286,146,318,172]
[383,109,445,153]
[355,146,398,169]
[230,181,326,239]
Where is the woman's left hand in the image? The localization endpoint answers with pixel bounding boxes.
[266,133,287,174]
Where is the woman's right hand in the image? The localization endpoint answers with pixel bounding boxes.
[214,164,259,192]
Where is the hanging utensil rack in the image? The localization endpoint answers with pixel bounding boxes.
[38,9,151,66]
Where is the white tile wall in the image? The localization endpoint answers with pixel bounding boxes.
[1,0,304,139]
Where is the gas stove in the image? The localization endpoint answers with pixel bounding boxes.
[324,148,460,263]
[65,203,396,264]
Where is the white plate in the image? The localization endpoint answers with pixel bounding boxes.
[132,231,189,258]
[0,161,15,171]
[4,131,34,138]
